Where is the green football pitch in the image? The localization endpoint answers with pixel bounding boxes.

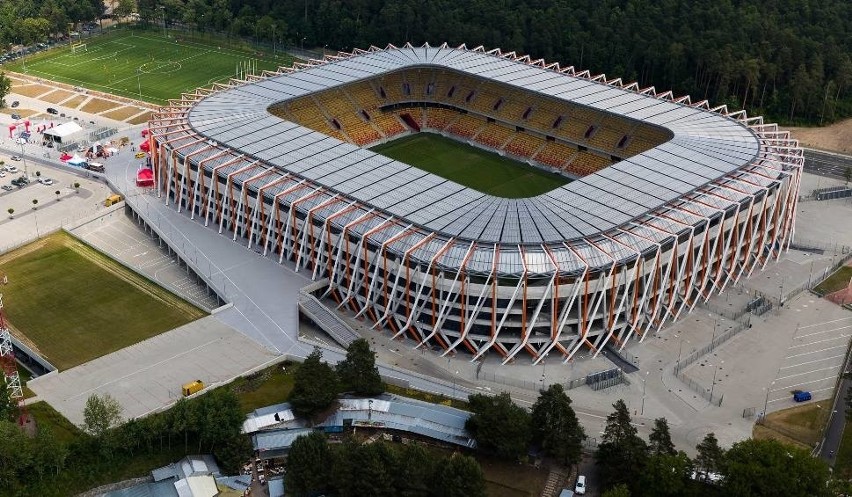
[370,133,569,198]
[0,232,205,370]
[5,30,291,104]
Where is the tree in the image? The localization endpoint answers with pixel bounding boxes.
[170,397,192,452]
[55,190,61,201]
[114,0,135,20]
[286,431,332,497]
[602,484,631,497]
[32,199,38,210]
[530,383,586,466]
[289,347,340,420]
[5,208,11,218]
[394,443,432,497]
[73,182,80,191]
[0,378,16,422]
[35,171,41,177]
[648,418,676,456]
[695,432,724,477]
[466,392,530,461]
[82,393,122,437]
[197,388,243,451]
[722,438,830,497]
[638,451,692,497]
[0,73,10,108]
[431,453,487,497]
[336,338,384,396]
[596,399,647,492]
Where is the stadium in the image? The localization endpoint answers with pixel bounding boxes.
[147,43,802,365]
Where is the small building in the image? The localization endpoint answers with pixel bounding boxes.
[43,121,85,146]
[103,455,222,497]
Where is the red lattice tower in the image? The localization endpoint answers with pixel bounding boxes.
[0,293,26,425]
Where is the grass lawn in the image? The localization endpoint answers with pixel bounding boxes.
[5,28,292,105]
[371,133,569,198]
[815,266,852,295]
[0,232,205,370]
[836,421,852,478]
[753,402,830,447]
[230,362,297,414]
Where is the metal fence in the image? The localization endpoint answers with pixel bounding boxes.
[674,370,723,406]
[588,370,628,391]
[673,316,751,375]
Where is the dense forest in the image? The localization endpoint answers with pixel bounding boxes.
[0,0,850,124]
[137,0,851,125]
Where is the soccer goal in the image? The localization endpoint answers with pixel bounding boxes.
[70,42,87,54]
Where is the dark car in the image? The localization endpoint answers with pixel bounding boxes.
[11,113,20,120]
[46,107,59,115]
[10,100,19,108]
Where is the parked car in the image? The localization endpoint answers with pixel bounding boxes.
[10,156,21,161]
[11,113,20,120]
[5,165,18,173]
[1,185,13,192]
[38,178,54,185]
[46,107,59,115]
[135,152,147,159]
[574,476,586,495]
[0,171,5,177]
[10,100,19,108]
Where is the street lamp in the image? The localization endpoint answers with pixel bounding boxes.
[159,6,166,38]
[709,360,724,403]
[451,369,459,401]
[677,336,689,369]
[271,24,276,57]
[301,37,306,51]
[762,381,776,419]
[136,67,142,97]
[20,142,27,177]
[641,371,650,415]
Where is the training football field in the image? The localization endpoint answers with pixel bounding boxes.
[0,233,205,370]
[5,30,290,104]
[371,133,569,198]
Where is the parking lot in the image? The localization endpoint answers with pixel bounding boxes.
[0,150,112,252]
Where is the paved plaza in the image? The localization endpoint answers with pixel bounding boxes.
[27,316,279,425]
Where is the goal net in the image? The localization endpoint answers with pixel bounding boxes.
[70,42,87,54]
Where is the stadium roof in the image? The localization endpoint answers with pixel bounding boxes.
[187,44,762,244]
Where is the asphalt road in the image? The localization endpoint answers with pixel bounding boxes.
[819,352,851,464]
[803,149,852,181]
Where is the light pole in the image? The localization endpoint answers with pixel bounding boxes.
[677,336,689,369]
[709,360,724,403]
[136,67,142,97]
[762,380,775,419]
[20,142,27,177]
[271,24,276,57]
[451,369,459,401]
[301,37,306,51]
[368,399,373,422]
[641,371,649,415]
[159,6,166,38]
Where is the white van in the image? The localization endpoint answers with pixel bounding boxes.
[574,475,586,495]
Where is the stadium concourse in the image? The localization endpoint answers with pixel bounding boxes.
[146,43,802,366]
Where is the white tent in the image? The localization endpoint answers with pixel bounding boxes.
[43,122,85,144]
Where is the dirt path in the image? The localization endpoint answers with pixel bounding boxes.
[789,117,852,154]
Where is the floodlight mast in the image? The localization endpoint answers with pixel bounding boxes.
[0,293,27,425]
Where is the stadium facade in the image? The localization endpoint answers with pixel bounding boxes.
[148,43,802,364]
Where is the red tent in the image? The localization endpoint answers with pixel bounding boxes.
[60,153,72,161]
[139,141,150,152]
[136,168,154,187]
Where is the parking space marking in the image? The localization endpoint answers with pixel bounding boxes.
[787,344,851,359]
[796,325,852,339]
[776,365,840,381]
[780,354,846,370]
[768,386,835,403]
[799,317,852,329]
[788,334,852,349]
